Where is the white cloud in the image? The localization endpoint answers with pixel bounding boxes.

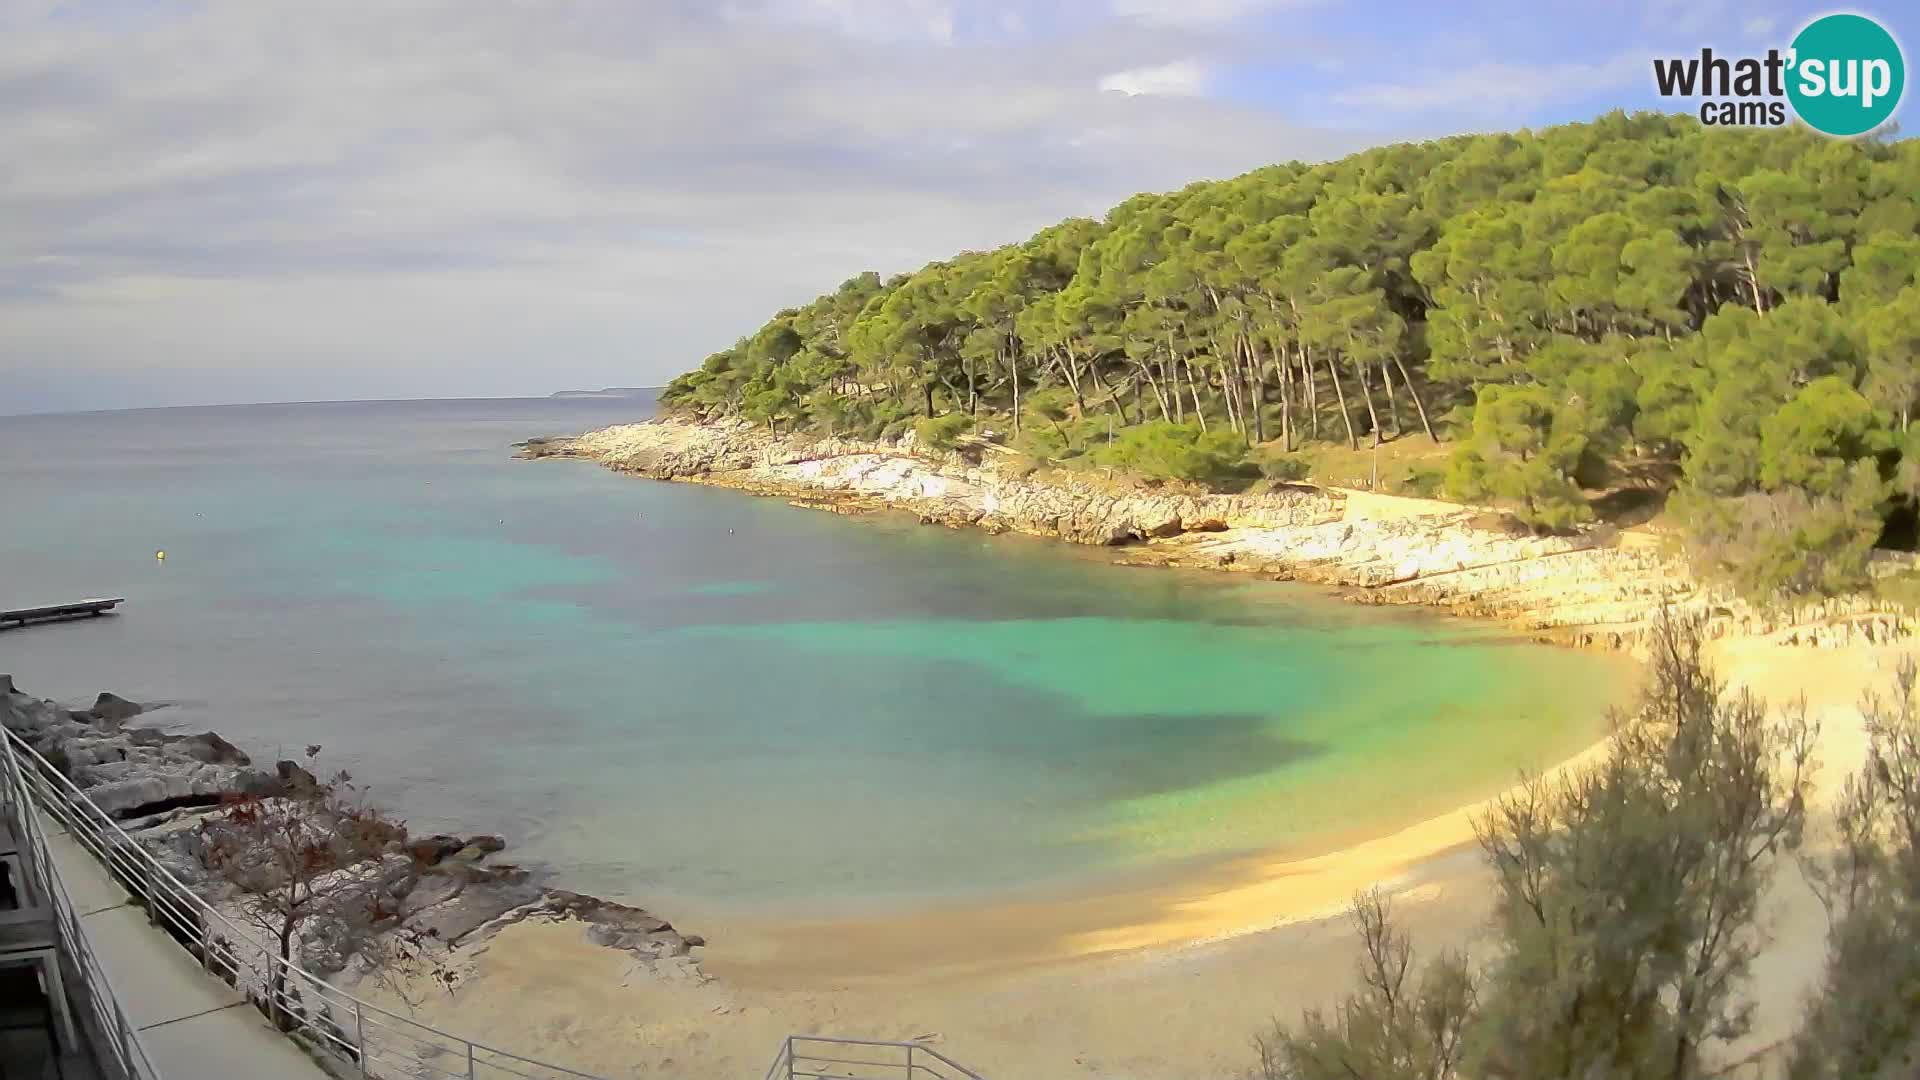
[1742,14,1778,40]
[1328,52,1644,117]
[1099,60,1210,97]
[739,0,956,42]
[1109,0,1308,26]
[0,0,1359,411]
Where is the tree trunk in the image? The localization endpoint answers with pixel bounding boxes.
[1183,356,1207,432]
[1058,344,1087,415]
[1276,344,1294,452]
[1218,349,1242,435]
[1378,357,1404,437]
[1348,333,1383,449]
[1672,984,1697,1080]
[1136,360,1173,422]
[273,922,296,1031]
[1090,363,1133,424]
[1008,337,1021,436]
[1243,335,1267,443]
[1742,250,1764,314]
[1390,352,1438,441]
[1324,350,1358,450]
[1222,365,1240,434]
[1302,344,1321,440]
[1356,358,1382,448]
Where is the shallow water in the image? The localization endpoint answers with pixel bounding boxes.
[0,398,1631,920]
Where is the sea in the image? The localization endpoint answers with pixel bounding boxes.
[0,397,1630,922]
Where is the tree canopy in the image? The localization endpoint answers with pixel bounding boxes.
[661,113,1920,604]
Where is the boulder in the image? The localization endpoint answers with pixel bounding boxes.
[399,871,467,916]
[117,728,250,766]
[181,733,249,766]
[406,878,544,944]
[299,914,356,974]
[3,692,67,736]
[407,835,467,866]
[526,889,704,961]
[408,833,506,866]
[274,760,318,790]
[90,693,145,723]
[84,763,247,817]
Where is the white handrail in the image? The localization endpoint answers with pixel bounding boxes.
[766,1035,987,1080]
[1,725,608,1080]
[1,727,163,1079]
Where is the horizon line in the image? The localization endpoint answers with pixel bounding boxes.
[0,388,666,421]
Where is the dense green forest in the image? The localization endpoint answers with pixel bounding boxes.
[660,112,1920,602]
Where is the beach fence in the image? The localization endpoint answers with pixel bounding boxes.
[764,1036,987,1080]
[0,723,607,1080]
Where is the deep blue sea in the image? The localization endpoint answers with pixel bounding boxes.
[0,398,1628,922]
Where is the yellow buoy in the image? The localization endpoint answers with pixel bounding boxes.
[155,550,166,562]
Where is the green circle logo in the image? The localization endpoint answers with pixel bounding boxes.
[1787,13,1906,136]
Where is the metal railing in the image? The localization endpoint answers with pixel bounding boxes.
[764,1037,987,1080]
[1,728,163,1080]
[0,724,607,1080]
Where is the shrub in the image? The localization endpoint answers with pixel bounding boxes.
[1678,461,1886,605]
[1397,463,1447,498]
[1249,613,1817,1080]
[1091,421,1252,488]
[913,411,976,450]
[1259,452,1313,483]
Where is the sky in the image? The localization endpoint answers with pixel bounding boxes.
[1,0,1913,414]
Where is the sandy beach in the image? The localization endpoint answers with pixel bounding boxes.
[347,629,1912,1079]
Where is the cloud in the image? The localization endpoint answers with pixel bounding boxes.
[1109,0,1310,26]
[1098,60,1211,97]
[743,0,957,43]
[0,0,1360,411]
[1328,52,1645,118]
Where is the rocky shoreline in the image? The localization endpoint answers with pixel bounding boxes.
[523,417,1915,650]
[0,676,708,992]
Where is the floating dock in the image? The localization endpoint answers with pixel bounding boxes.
[0,599,125,629]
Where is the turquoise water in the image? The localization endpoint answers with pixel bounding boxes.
[0,399,1629,919]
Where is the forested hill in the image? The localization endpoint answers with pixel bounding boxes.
[660,112,1920,603]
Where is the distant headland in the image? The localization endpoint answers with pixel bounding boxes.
[549,386,661,400]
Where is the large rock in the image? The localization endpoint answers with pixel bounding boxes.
[90,692,145,723]
[80,763,249,816]
[121,727,251,766]
[407,832,508,867]
[406,834,468,866]
[399,871,467,916]
[405,871,544,944]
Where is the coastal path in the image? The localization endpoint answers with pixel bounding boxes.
[40,826,330,1078]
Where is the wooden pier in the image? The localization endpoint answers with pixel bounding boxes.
[0,599,125,629]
